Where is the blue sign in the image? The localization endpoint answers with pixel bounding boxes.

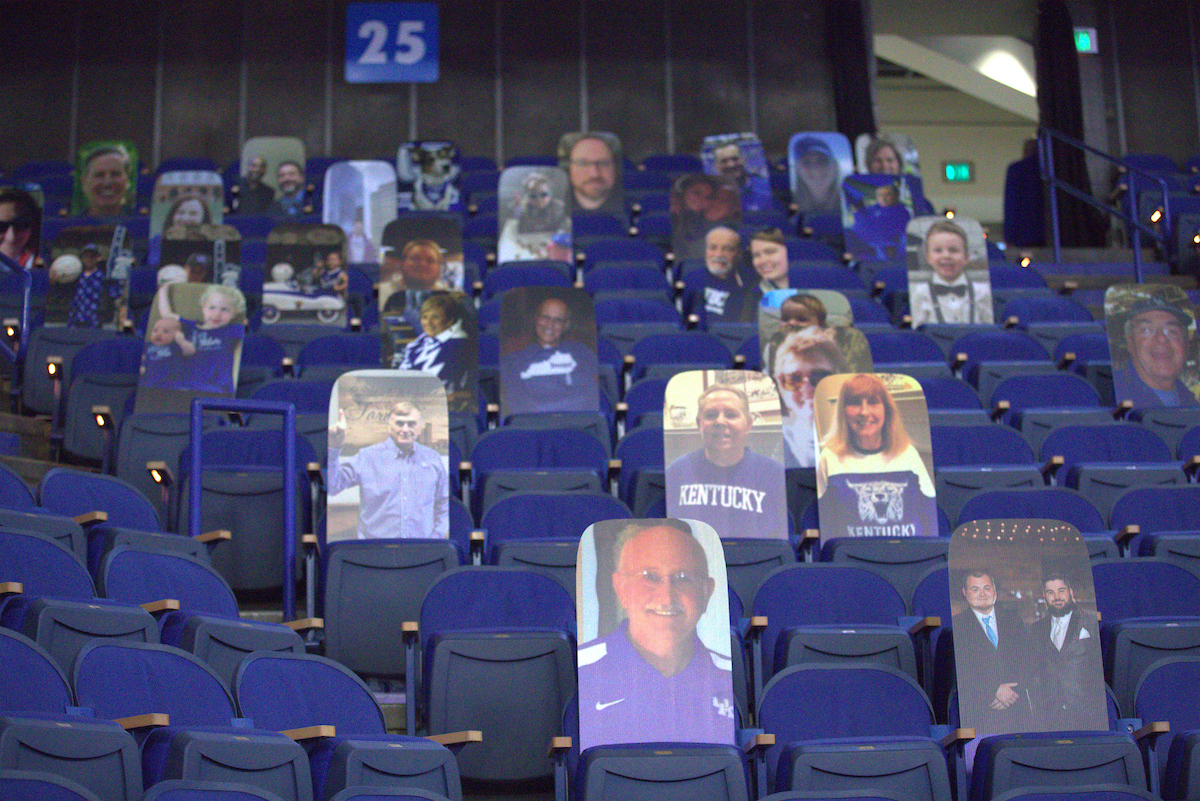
[345,3,439,83]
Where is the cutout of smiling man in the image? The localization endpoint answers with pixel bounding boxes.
[667,383,785,539]
[500,294,599,415]
[578,520,735,748]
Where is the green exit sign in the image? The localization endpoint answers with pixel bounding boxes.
[943,162,974,183]
[1074,27,1098,54]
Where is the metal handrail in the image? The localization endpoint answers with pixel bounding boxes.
[188,397,299,619]
[0,259,32,409]
[1039,127,1170,284]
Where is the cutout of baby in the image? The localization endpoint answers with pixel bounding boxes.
[155,284,245,395]
[140,316,193,389]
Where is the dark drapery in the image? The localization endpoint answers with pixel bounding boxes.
[1036,0,1109,247]
[827,0,876,142]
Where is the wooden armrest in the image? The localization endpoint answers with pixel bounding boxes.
[548,735,572,757]
[1185,455,1200,476]
[470,530,485,543]
[615,402,628,414]
[623,354,636,366]
[0,581,24,596]
[74,511,108,525]
[283,725,336,740]
[197,529,232,543]
[1114,524,1140,547]
[1060,280,1078,294]
[1003,316,1019,329]
[900,314,913,329]
[573,280,584,289]
[940,728,974,747]
[608,459,622,476]
[485,403,499,415]
[283,618,323,633]
[349,317,362,331]
[305,461,322,476]
[1113,399,1134,419]
[301,533,318,551]
[281,357,295,371]
[871,280,885,297]
[951,352,969,370]
[472,280,484,293]
[747,615,768,633]
[402,621,419,636]
[458,460,472,475]
[141,599,180,614]
[801,528,820,541]
[743,732,775,754]
[1041,455,1064,479]
[428,730,482,746]
[733,354,746,366]
[1135,721,1170,741]
[115,713,169,730]
[685,313,700,328]
[909,616,941,635]
[990,400,1011,421]
[1057,352,1077,370]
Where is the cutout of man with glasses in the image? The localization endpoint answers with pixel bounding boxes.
[1113,295,1198,408]
[328,400,448,539]
[578,520,735,747]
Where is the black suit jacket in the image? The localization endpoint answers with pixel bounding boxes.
[1030,609,1106,731]
[953,604,1034,737]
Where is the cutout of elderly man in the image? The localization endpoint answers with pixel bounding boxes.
[1031,572,1105,731]
[1113,296,1198,407]
[567,135,620,216]
[953,568,1034,736]
[328,400,448,539]
[500,295,598,415]
[578,521,735,748]
[690,226,747,325]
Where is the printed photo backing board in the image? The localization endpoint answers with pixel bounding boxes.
[160,225,243,289]
[670,173,742,264]
[322,160,398,260]
[497,286,599,418]
[326,371,449,543]
[74,140,139,217]
[240,137,307,197]
[814,372,937,545]
[262,223,348,327]
[905,215,994,327]
[397,141,463,212]
[1104,283,1200,408]
[576,518,735,751]
[379,216,467,308]
[759,290,873,469]
[150,171,225,239]
[497,166,572,264]
[386,291,479,415]
[558,132,625,217]
[46,225,130,328]
[855,133,922,178]
[134,282,246,415]
[663,369,787,541]
[700,133,773,213]
[788,132,855,224]
[842,173,915,259]
[948,518,1107,740]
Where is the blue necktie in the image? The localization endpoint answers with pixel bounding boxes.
[983,615,998,647]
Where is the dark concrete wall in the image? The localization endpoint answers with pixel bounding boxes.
[0,0,837,170]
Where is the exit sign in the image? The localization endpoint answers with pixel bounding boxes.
[1074,27,1098,54]
[943,162,974,184]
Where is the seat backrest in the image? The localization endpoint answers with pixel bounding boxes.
[73,640,237,727]
[38,467,161,531]
[920,377,983,411]
[0,527,94,599]
[593,296,679,325]
[481,491,630,546]
[931,424,1034,467]
[0,461,36,509]
[749,564,908,662]
[1001,296,1093,325]
[0,628,73,714]
[98,546,238,617]
[470,428,608,473]
[419,567,575,648]
[0,770,103,801]
[182,428,318,474]
[910,565,952,621]
[234,650,386,735]
[249,379,335,413]
[950,329,1049,364]
[1109,485,1200,534]
[69,336,143,376]
[1040,423,1172,465]
[1092,558,1200,620]
[957,488,1105,533]
[296,333,380,371]
[142,779,291,800]
[866,330,944,364]
[1053,332,1111,365]
[990,372,1101,411]
[629,332,732,366]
